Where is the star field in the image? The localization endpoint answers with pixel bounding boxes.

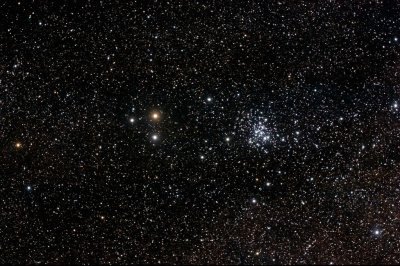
[1,0,400,264]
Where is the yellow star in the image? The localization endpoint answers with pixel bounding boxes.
[150,111,161,121]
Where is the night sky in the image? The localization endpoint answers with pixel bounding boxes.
[1,0,400,264]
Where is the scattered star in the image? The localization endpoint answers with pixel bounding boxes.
[150,111,161,121]
[151,134,159,141]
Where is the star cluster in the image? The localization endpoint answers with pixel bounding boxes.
[1,0,400,264]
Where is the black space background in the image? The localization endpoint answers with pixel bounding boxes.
[1,0,400,264]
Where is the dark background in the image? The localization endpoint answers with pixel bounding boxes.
[1,0,400,264]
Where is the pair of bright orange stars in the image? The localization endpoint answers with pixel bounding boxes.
[16,112,161,148]
[129,110,161,124]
